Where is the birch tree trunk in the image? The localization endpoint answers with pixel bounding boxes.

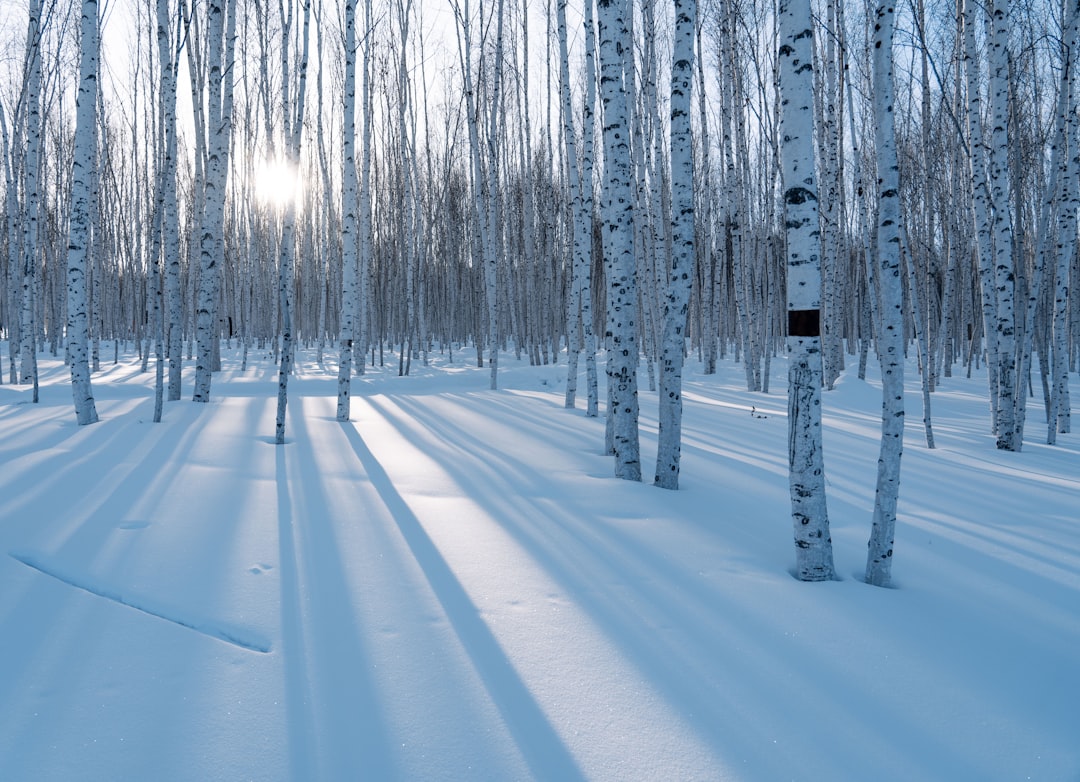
[20,0,44,391]
[986,0,1019,451]
[158,0,183,402]
[559,0,582,405]
[582,0,600,416]
[67,0,101,426]
[275,0,313,444]
[778,0,833,579]
[336,0,359,420]
[654,0,696,489]
[598,0,641,481]
[964,0,1001,437]
[1050,0,1079,441]
[818,0,844,390]
[483,0,506,390]
[193,0,233,402]
[865,0,905,586]
[559,0,597,415]
[0,100,20,388]
[356,0,374,377]
[150,0,181,404]
[902,228,934,448]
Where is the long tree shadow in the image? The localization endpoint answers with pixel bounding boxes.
[373,392,982,779]
[338,421,586,782]
[0,396,254,772]
[276,399,397,779]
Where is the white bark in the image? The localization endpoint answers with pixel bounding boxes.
[720,0,756,393]
[819,0,844,390]
[598,0,641,481]
[275,0,313,445]
[865,0,905,587]
[0,101,20,388]
[483,0,506,390]
[559,0,582,407]
[654,0,696,490]
[964,0,1001,438]
[1050,0,1079,441]
[67,0,101,426]
[20,0,44,390]
[158,0,183,402]
[337,0,359,420]
[985,0,1018,450]
[193,0,234,402]
[779,0,833,580]
[356,0,374,377]
[395,0,418,377]
[582,0,599,417]
[558,0,596,415]
[902,228,934,449]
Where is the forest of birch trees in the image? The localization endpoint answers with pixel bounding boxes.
[1,0,1077,580]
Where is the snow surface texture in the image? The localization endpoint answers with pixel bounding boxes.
[0,347,1076,781]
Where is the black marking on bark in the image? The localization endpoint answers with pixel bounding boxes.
[784,186,816,205]
[788,309,821,337]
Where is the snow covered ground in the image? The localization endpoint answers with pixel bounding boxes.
[0,344,1076,781]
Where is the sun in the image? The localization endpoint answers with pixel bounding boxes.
[253,158,302,212]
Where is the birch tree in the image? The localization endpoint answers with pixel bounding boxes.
[559,0,598,416]
[865,0,904,588]
[1050,0,1079,442]
[986,0,1018,450]
[156,0,183,401]
[275,0,313,444]
[0,100,20,387]
[654,0,696,489]
[67,0,101,425]
[963,0,1000,409]
[597,0,641,481]
[192,0,234,402]
[778,0,833,579]
[581,0,600,416]
[20,0,44,393]
[356,0,374,376]
[152,0,183,406]
[337,0,359,420]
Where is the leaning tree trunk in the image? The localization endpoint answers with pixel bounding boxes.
[778,0,833,580]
